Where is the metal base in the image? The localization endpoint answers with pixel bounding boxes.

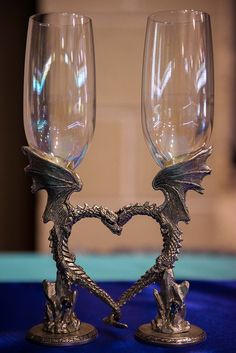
[26,323,98,346]
[135,323,206,346]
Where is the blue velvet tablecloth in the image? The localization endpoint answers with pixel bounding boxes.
[0,281,236,353]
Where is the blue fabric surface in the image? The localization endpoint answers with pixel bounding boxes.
[0,281,236,353]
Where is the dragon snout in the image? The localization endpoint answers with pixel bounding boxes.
[103,220,122,235]
[115,226,122,236]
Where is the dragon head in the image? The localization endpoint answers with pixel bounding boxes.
[100,208,122,235]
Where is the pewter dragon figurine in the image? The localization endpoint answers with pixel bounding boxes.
[104,147,212,327]
[23,145,212,344]
[23,146,126,331]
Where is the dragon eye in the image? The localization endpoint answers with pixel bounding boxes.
[105,218,115,225]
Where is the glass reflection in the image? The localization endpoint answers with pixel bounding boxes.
[33,55,52,95]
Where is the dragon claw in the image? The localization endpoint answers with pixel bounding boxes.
[103,313,128,329]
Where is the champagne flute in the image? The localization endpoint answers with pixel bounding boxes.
[23,13,99,345]
[24,12,95,170]
[137,9,214,345]
[142,9,214,168]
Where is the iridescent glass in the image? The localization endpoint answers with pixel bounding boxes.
[142,10,214,168]
[24,13,95,170]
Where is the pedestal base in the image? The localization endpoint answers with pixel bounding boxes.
[26,322,98,346]
[135,323,206,346]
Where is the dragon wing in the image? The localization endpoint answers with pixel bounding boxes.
[22,146,82,194]
[152,147,212,224]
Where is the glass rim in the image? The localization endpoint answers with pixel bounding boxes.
[148,9,210,25]
[30,12,92,27]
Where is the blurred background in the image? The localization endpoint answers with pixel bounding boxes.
[0,0,236,254]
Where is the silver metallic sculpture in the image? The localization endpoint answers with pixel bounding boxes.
[23,9,214,347]
[23,145,211,346]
